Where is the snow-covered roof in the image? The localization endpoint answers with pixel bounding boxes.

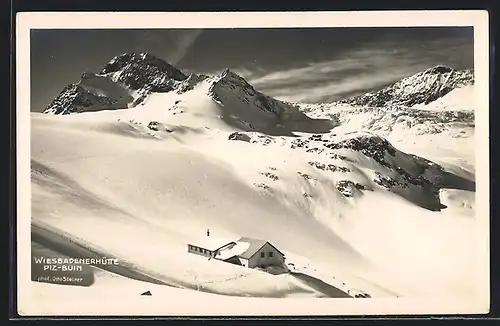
[236,237,285,259]
[187,237,235,251]
[216,242,251,260]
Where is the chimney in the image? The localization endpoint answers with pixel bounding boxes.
[206,229,210,237]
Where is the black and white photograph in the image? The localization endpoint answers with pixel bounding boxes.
[16,11,490,316]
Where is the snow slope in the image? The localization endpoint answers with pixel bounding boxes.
[28,54,481,311]
[31,109,365,297]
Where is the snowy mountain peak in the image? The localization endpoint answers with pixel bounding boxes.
[340,65,474,108]
[99,52,188,92]
[221,68,241,78]
[43,53,192,114]
[207,68,299,121]
[214,68,252,87]
[100,52,185,79]
[210,69,258,96]
[424,65,454,74]
[42,83,119,115]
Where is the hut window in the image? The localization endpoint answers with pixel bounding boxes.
[268,252,273,257]
[260,252,265,258]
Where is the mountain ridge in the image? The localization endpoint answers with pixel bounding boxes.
[42,53,474,116]
[338,65,474,108]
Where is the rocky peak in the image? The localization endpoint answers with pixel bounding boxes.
[210,69,265,101]
[219,69,252,87]
[43,83,117,115]
[43,52,192,115]
[99,52,188,92]
[101,52,185,78]
[424,65,454,74]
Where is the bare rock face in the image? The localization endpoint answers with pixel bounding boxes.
[325,134,397,168]
[228,132,251,142]
[307,161,351,173]
[259,172,279,181]
[335,180,366,197]
[147,121,160,131]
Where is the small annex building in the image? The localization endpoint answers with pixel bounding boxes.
[187,236,236,259]
[187,236,286,269]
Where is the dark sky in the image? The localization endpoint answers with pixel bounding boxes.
[30,27,474,111]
